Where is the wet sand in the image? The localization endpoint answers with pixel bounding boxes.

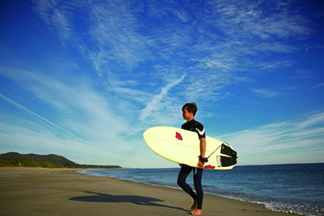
[0,167,297,216]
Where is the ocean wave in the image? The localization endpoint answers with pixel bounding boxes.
[207,191,324,216]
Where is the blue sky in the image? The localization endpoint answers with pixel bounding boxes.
[0,0,323,168]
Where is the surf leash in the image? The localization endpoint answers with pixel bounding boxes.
[206,142,227,159]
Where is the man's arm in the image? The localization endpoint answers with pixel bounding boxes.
[197,137,206,168]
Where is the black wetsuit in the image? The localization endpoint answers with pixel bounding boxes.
[177,119,205,210]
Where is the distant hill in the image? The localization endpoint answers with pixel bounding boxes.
[0,152,77,165]
[0,152,121,169]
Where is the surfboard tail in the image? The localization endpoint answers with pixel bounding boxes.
[219,143,238,167]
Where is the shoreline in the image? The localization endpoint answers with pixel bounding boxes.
[0,167,297,216]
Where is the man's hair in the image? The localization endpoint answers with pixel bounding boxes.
[182,102,198,116]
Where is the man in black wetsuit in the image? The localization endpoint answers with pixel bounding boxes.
[177,102,207,215]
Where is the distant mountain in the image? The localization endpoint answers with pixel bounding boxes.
[0,152,77,165]
[0,152,121,168]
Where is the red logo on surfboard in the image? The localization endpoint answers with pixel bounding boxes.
[204,165,215,169]
[175,132,183,140]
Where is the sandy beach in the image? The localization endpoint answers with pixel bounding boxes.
[0,168,297,216]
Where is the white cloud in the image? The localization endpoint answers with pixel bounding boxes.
[30,0,315,106]
[31,0,58,24]
[217,112,324,165]
[252,88,282,98]
[205,0,313,40]
[87,1,151,75]
[310,82,324,89]
[0,64,135,142]
[0,119,91,153]
[296,112,324,129]
[32,0,76,43]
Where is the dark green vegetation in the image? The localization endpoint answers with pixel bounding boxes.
[0,152,121,169]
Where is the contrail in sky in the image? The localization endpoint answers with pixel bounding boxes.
[0,93,90,144]
[140,73,186,120]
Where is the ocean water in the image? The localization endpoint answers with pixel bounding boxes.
[77,163,324,216]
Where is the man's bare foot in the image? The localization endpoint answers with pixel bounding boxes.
[191,209,202,215]
[190,199,198,211]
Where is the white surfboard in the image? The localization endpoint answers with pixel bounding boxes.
[143,126,238,170]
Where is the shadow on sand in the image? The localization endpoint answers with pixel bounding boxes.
[70,191,188,212]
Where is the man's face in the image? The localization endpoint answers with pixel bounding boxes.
[182,107,191,120]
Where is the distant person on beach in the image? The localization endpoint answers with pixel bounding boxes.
[177,102,207,215]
